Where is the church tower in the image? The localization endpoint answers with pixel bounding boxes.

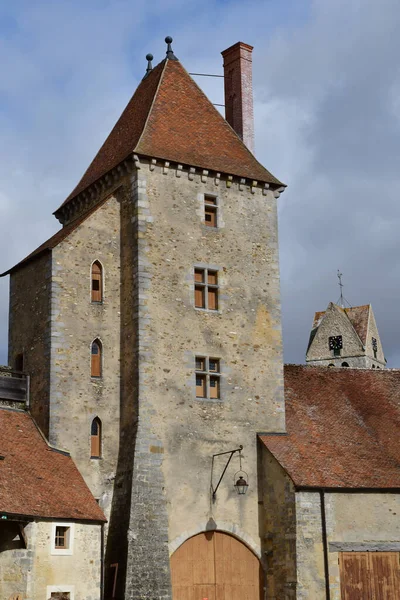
[306,302,386,368]
[2,39,286,599]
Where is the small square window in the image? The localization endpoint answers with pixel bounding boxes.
[47,587,74,600]
[209,359,220,373]
[196,357,205,371]
[51,523,74,556]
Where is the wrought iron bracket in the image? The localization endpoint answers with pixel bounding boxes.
[210,445,243,501]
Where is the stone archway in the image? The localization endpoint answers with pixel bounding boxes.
[170,530,263,600]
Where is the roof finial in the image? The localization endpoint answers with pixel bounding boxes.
[142,53,154,80]
[165,36,178,61]
[336,270,351,308]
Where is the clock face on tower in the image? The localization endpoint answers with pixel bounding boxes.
[329,335,343,351]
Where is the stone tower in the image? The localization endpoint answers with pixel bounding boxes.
[1,39,286,598]
[306,302,386,368]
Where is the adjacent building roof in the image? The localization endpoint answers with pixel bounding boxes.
[260,365,400,489]
[55,56,283,214]
[0,407,106,521]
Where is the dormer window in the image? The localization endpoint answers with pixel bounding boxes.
[329,335,343,356]
[372,337,378,359]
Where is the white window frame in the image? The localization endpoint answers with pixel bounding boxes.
[46,584,75,600]
[50,522,75,556]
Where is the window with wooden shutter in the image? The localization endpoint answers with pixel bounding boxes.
[204,195,218,227]
[91,261,103,303]
[91,417,101,458]
[195,357,221,400]
[55,526,70,549]
[91,340,102,378]
[194,268,219,311]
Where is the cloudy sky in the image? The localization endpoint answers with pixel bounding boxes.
[0,0,399,366]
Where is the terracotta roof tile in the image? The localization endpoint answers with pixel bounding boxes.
[260,365,400,489]
[0,408,106,521]
[344,305,370,344]
[56,57,283,214]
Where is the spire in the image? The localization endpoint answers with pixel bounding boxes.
[142,53,153,80]
[165,36,178,61]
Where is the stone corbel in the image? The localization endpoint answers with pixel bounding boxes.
[163,161,170,175]
[215,173,221,186]
[133,154,141,170]
[189,167,196,181]
[176,164,183,178]
[263,183,270,196]
[239,178,246,191]
[201,169,208,183]
[149,158,157,172]
[226,175,233,188]
[273,186,286,199]
[251,181,258,194]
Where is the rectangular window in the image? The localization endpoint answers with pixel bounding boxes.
[51,594,71,600]
[194,268,219,311]
[204,195,218,228]
[51,523,74,555]
[195,357,221,400]
[55,526,70,549]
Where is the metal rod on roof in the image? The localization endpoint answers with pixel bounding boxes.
[189,73,224,78]
[213,103,225,107]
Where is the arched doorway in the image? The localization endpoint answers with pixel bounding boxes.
[170,531,263,600]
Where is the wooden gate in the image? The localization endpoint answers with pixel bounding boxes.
[339,552,400,599]
[170,531,263,600]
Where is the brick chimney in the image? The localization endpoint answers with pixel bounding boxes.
[221,42,255,154]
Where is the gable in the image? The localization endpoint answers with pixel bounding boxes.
[306,303,364,361]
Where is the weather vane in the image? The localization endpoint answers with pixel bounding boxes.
[336,270,351,308]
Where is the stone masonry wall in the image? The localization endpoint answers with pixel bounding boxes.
[295,491,326,599]
[49,195,121,523]
[295,491,400,600]
[8,253,51,433]
[260,445,296,599]
[123,160,285,598]
[0,520,101,600]
[325,492,400,600]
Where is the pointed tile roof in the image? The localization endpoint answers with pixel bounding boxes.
[310,303,370,345]
[56,56,283,214]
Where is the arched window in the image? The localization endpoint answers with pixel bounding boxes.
[91,261,103,303]
[341,362,349,367]
[328,363,335,367]
[91,340,102,378]
[91,417,102,458]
